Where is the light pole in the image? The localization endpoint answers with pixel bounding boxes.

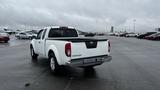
[133,19,136,33]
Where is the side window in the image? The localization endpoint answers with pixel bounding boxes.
[42,29,47,39]
[37,30,43,39]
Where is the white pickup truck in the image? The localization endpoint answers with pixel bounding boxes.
[30,26,112,72]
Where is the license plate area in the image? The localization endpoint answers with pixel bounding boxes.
[83,58,102,64]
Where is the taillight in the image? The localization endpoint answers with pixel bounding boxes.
[108,40,111,52]
[65,43,71,57]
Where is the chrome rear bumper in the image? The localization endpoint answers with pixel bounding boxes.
[66,55,112,67]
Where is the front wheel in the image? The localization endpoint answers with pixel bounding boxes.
[30,46,38,60]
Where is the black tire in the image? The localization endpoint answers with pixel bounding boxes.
[30,46,38,60]
[4,40,8,43]
[49,53,59,73]
[16,36,19,39]
[84,66,94,70]
[29,37,32,40]
[84,66,95,73]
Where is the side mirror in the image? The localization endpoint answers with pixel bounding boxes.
[35,35,40,39]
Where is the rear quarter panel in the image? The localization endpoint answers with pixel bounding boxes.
[45,40,71,65]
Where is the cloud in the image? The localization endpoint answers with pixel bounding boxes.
[0,0,160,32]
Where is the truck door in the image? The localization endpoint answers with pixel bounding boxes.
[37,29,47,56]
[35,30,43,55]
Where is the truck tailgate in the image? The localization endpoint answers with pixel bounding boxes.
[71,40,109,59]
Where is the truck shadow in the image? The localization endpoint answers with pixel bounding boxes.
[31,58,98,79]
[54,66,97,78]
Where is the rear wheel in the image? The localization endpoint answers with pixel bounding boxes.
[30,46,38,60]
[49,53,59,73]
[84,66,95,73]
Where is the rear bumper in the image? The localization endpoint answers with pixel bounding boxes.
[66,55,112,67]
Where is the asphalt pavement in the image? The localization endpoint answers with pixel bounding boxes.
[0,36,160,90]
[0,35,30,48]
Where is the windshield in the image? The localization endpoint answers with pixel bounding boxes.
[48,28,78,37]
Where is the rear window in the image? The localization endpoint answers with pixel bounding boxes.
[48,28,78,37]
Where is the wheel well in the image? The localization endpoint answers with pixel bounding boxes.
[48,50,60,65]
[48,50,55,57]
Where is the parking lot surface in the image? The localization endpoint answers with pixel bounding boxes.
[0,36,160,90]
[0,35,30,48]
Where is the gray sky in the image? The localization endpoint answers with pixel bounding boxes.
[0,0,160,32]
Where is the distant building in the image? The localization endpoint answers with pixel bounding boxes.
[110,26,114,33]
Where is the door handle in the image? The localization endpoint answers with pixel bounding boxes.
[38,41,40,43]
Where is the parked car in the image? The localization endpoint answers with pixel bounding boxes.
[30,26,112,73]
[154,34,160,40]
[3,29,15,35]
[85,33,96,37]
[26,32,37,38]
[144,33,160,40]
[109,33,115,36]
[114,33,120,36]
[0,30,10,43]
[15,32,36,39]
[137,32,157,39]
[119,33,128,37]
[126,33,138,37]
[26,30,38,36]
